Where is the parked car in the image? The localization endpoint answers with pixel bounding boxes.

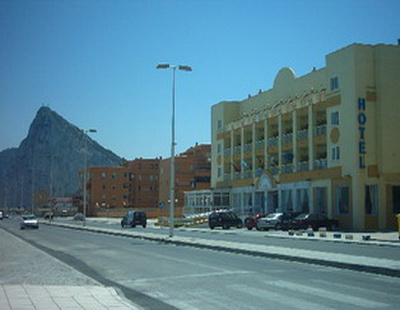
[20,215,39,229]
[244,213,268,230]
[208,210,243,230]
[121,210,147,228]
[44,212,54,219]
[290,213,339,231]
[0,211,3,220]
[73,213,84,221]
[256,212,302,231]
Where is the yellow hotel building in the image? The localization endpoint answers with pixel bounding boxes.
[210,43,400,230]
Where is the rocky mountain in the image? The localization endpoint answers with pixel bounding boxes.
[0,106,122,208]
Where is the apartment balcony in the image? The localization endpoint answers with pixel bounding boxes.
[224,173,231,182]
[267,136,279,147]
[297,129,308,141]
[233,145,241,155]
[313,158,328,170]
[255,140,265,150]
[244,143,252,153]
[282,133,293,144]
[314,125,327,136]
[255,168,264,177]
[297,161,309,172]
[281,163,294,174]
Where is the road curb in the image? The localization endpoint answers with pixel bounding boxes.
[43,221,400,278]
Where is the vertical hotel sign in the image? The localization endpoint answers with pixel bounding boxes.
[358,98,367,169]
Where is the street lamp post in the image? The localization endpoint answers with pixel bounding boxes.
[156,63,192,238]
[83,129,97,227]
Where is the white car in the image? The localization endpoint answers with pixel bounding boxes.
[20,215,39,229]
[256,213,283,231]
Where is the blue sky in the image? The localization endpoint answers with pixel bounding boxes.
[1,0,399,159]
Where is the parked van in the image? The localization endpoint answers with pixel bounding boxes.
[121,210,147,228]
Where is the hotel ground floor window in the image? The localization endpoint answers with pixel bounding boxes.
[365,185,378,215]
[335,186,350,215]
[281,189,293,212]
[267,191,278,213]
[315,187,327,214]
[392,186,400,214]
[255,192,265,214]
[296,188,309,213]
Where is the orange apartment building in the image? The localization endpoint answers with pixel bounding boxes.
[125,158,160,210]
[84,144,211,218]
[85,158,160,217]
[159,144,211,217]
[86,166,132,216]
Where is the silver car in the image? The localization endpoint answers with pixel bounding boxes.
[256,213,283,231]
[20,215,39,229]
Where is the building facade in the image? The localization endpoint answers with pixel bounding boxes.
[85,158,160,216]
[209,43,400,230]
[159,144,211,216]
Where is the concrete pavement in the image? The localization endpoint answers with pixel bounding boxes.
[0,228,140,310]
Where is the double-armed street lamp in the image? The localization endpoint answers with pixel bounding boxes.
[83,129,97,227]
[156,63,192,238]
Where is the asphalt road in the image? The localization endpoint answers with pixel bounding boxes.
[2,218,400,309]
[59,217,400,261]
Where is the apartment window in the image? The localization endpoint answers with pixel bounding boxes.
[217,144,221,153]
[112,172,117,179]
[335,186,350,215]
[330,76,339,91]
[217,119,222,130]
[365,185,378,215]
[331,111,340,125]
[101,172,107,179]
[217,167,222,178]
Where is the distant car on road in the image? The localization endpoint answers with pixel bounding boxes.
[244,213,268,230]
[20,215,39,229]
[121,210,147,228]
[208,210,243,230]
[0,210,3,220]
[290,213,339,231]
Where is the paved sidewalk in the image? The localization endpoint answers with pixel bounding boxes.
[0,285,138,310]
[0,228,140,310]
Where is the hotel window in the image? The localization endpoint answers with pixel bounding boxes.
[331,111,340,125]
[330,76,339,91]
[335,186,350,215]
[315,187,327,214]
[331,146,340,161]
[365,185,378,215]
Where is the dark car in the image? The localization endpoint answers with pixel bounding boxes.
[291,213,339,231]
[244,213,268,230]
[121,210,147,228]
[208,211,243,230]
